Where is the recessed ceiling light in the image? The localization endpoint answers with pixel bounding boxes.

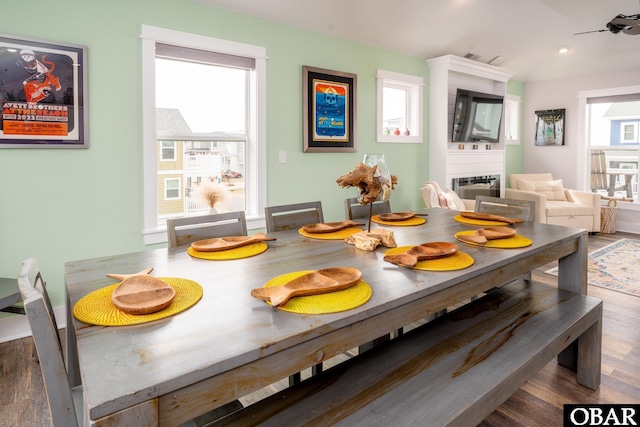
[558,47,569,54]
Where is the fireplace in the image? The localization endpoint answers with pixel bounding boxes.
[452,175,500,200]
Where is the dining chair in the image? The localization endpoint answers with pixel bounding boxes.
[474,196,536,222]
[167,211,247,249]
[264,201,324,232]
[344,197,391,220]
[19,258,83,427]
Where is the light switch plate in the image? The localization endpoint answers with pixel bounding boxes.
[278,150,286,164]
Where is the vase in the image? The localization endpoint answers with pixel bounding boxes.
[363,153,392,202]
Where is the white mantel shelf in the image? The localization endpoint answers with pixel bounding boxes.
[426,55,516,195]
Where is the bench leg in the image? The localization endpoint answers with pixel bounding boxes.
[577,316,602,390]
[558,310,602,390]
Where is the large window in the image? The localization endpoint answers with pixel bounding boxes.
[141,26,267,244]
[582,89,640,202]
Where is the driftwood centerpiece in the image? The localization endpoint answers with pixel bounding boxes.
[345,229,397,251]
[336,162,398,205]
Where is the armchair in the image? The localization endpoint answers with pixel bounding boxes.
[506,173,601,232]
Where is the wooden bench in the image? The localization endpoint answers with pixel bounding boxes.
[209,279,602,426]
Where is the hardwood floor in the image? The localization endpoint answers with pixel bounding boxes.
[1,232,638,426]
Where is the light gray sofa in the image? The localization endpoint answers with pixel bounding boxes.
[506,173,601,232]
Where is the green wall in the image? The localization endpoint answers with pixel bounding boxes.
[505,80,525,181]
[0,0,522,309]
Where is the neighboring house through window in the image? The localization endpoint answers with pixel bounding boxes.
[141,25,267,244]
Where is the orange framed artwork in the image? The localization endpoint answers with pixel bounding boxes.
[0,33,88,148]
[302,66,357,153]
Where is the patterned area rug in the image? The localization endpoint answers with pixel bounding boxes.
[545,239,640,297]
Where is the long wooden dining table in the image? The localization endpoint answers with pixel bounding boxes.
[64,208,592,426]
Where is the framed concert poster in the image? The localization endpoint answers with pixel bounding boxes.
[0,33,88,148]
[302,66,357,153]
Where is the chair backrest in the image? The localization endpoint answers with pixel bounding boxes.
[419,181,467,210]
[474,196,536,222]
[18,258,80,427]
[344,197,391,220]
[508,173,554,190]
[167,211,247,249]
[590,149,608,191]
[265,201,324,232]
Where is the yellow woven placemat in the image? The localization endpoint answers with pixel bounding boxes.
[187,242,268,260]
[259,270,372,314]
[371,215,426,226]
[453,214,508,226]
[298,227,363,240]
[454,231,533,248]
[384,246,474,271]
[73,277,203,326]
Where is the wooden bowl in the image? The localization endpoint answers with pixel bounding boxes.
[111,275,176,315]
[378,211,416,221]
[302,220,364,234]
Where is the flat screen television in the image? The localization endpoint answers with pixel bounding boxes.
[451,89,504,143]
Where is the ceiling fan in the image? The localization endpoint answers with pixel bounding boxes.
[575,13,640,35]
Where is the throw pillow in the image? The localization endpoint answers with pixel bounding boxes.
[518,179,567,201]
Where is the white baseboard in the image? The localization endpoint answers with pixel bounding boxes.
[0,305,66,343]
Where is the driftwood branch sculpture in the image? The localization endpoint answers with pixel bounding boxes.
[336,162,398,205]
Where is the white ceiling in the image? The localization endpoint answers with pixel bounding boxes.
[196,0,640,82]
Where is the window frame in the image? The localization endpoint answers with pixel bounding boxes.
[504,94,520,145]
[376,69,423,143]
[164,177,181,200]
[620,122,638,144]
[141,25,267,245]
[160,141,176,161]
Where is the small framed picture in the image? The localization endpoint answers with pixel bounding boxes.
[302,66,357,153]
[0,33,88,148]
[534,109,565,146]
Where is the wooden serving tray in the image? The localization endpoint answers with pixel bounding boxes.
[456,227,516,244]
[107,268,176,315]
[251,267,362,307]
[378,211,416,221]
[383,242,458,267]
[460,211,524,224]
[191,233,275,252]
[302,220,364,234]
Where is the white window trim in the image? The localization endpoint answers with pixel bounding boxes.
[504,94,520,145]
[376,69,423,143]
[141,25,267,244]
[164,177,181,200]
[620,122,638,143]
[577,84,640,192]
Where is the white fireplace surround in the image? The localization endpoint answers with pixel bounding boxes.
[425,55,516,197]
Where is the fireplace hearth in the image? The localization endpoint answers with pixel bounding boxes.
[452,175,500,200]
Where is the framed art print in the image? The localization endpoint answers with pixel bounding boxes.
[303,66,357,153]
[534,109,565,146]
[0,33,88,148]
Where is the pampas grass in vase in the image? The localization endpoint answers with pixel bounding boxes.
[196,181,229,214]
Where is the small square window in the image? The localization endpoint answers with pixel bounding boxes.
[164,178,180,200]
[376,70,423,143]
